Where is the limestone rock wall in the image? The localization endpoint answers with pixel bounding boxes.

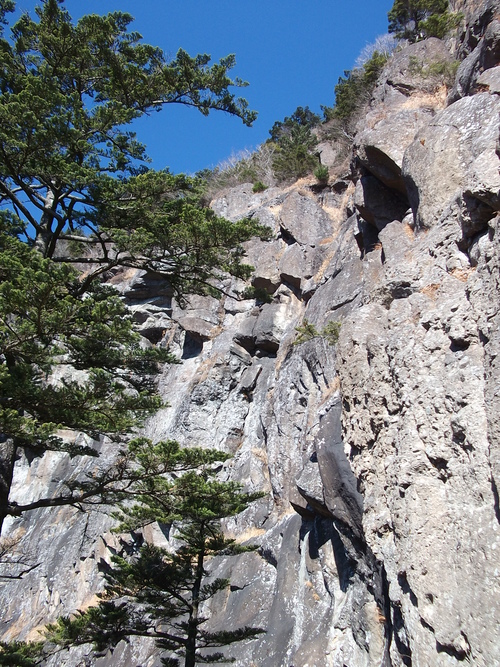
[1,3,500,666]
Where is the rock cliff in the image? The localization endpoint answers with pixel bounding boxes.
[1,2,499,666]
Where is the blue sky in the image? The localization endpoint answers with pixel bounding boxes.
[13,0,393,174]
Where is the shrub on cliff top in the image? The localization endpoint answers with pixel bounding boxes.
[268,106,321,183]
[388,0,462,41]
[324,50,389,124]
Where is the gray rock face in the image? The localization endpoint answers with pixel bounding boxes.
[355,107,435,194]
[1,7,500,667]
[449,0,500,101]
[402,92,500,232]
[373,38,454,100]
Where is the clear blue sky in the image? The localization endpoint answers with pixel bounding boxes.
[13,0,393,174]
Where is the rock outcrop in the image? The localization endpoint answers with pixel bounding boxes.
[1,3,500,666]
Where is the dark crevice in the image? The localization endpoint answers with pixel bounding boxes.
[356,218,380,258]
[478,330,490,345]
[451,426,473,452]
[181,333,203,359]
[491,477,500,525]
[380,563,397,667]
[141,327,168,344]
[392,604,413,666]
[255,348,277,359]
[257,547,277,569]
[436,640,469,661]
[327,292,360,313]
[426,454,450,482]
[389,282,416,299]
[330,525,358,593]
[354,230,365,254]
[230,582,251,592]
[449,339,471,352]
[461,192,496,239]
[279,276,303,297]
[420,616,434,632]
[398,572,418,608]
[279,225,297,245]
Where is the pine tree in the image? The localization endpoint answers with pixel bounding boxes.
[267,107,321,183]
[0,0,264,289]
[0,639,44,666]
[388,0,459,41]
[46,459,265,667]
[0,0,267,532]
[0,225,178,532]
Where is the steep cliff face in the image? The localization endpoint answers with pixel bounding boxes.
[1,3,500,666]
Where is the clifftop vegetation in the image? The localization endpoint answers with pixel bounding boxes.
[200,0,462,197]
[388,0,462,41]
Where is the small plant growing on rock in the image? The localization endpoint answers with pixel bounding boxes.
[252,181,267,193]
[321,321,342,345]
[241,285,273,304]
[408,54,459,89]
[294,318,341,346]
[314,165,329,185]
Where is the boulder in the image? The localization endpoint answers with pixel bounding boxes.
[176,316,215,342]
[477,63,500,92]
[278,243,324,290]
[278,191,333,246]
[253,301,290,353]
[244,237,282,294]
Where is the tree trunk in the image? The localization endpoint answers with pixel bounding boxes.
[35,187,56,257]
[0,438,17,535]
[184,549,205,667]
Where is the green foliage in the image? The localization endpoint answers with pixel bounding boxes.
[314,165,329,185]
[0,0,260,297]
[322,320,342,346]
[270,126,318,183]
[267,106,321,183]
[46,456,265,667]
[0,641,44,666]
[5,437,230,526]
[293,319,319,345]
[0,3,266,661]
[407,54,459,88]
[240,285,273,304]
[0,233,170,458]
[0,0,267,533]
[252,181,267,193]
[200,107,323,193]
[419,9,462,38]
[268,106,321,143]
[388,0,461,41]
[324,51,389,124]
[294,318,341,346]
[87,169,271,300]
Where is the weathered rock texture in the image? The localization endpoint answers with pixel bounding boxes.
[1,3,500,666]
